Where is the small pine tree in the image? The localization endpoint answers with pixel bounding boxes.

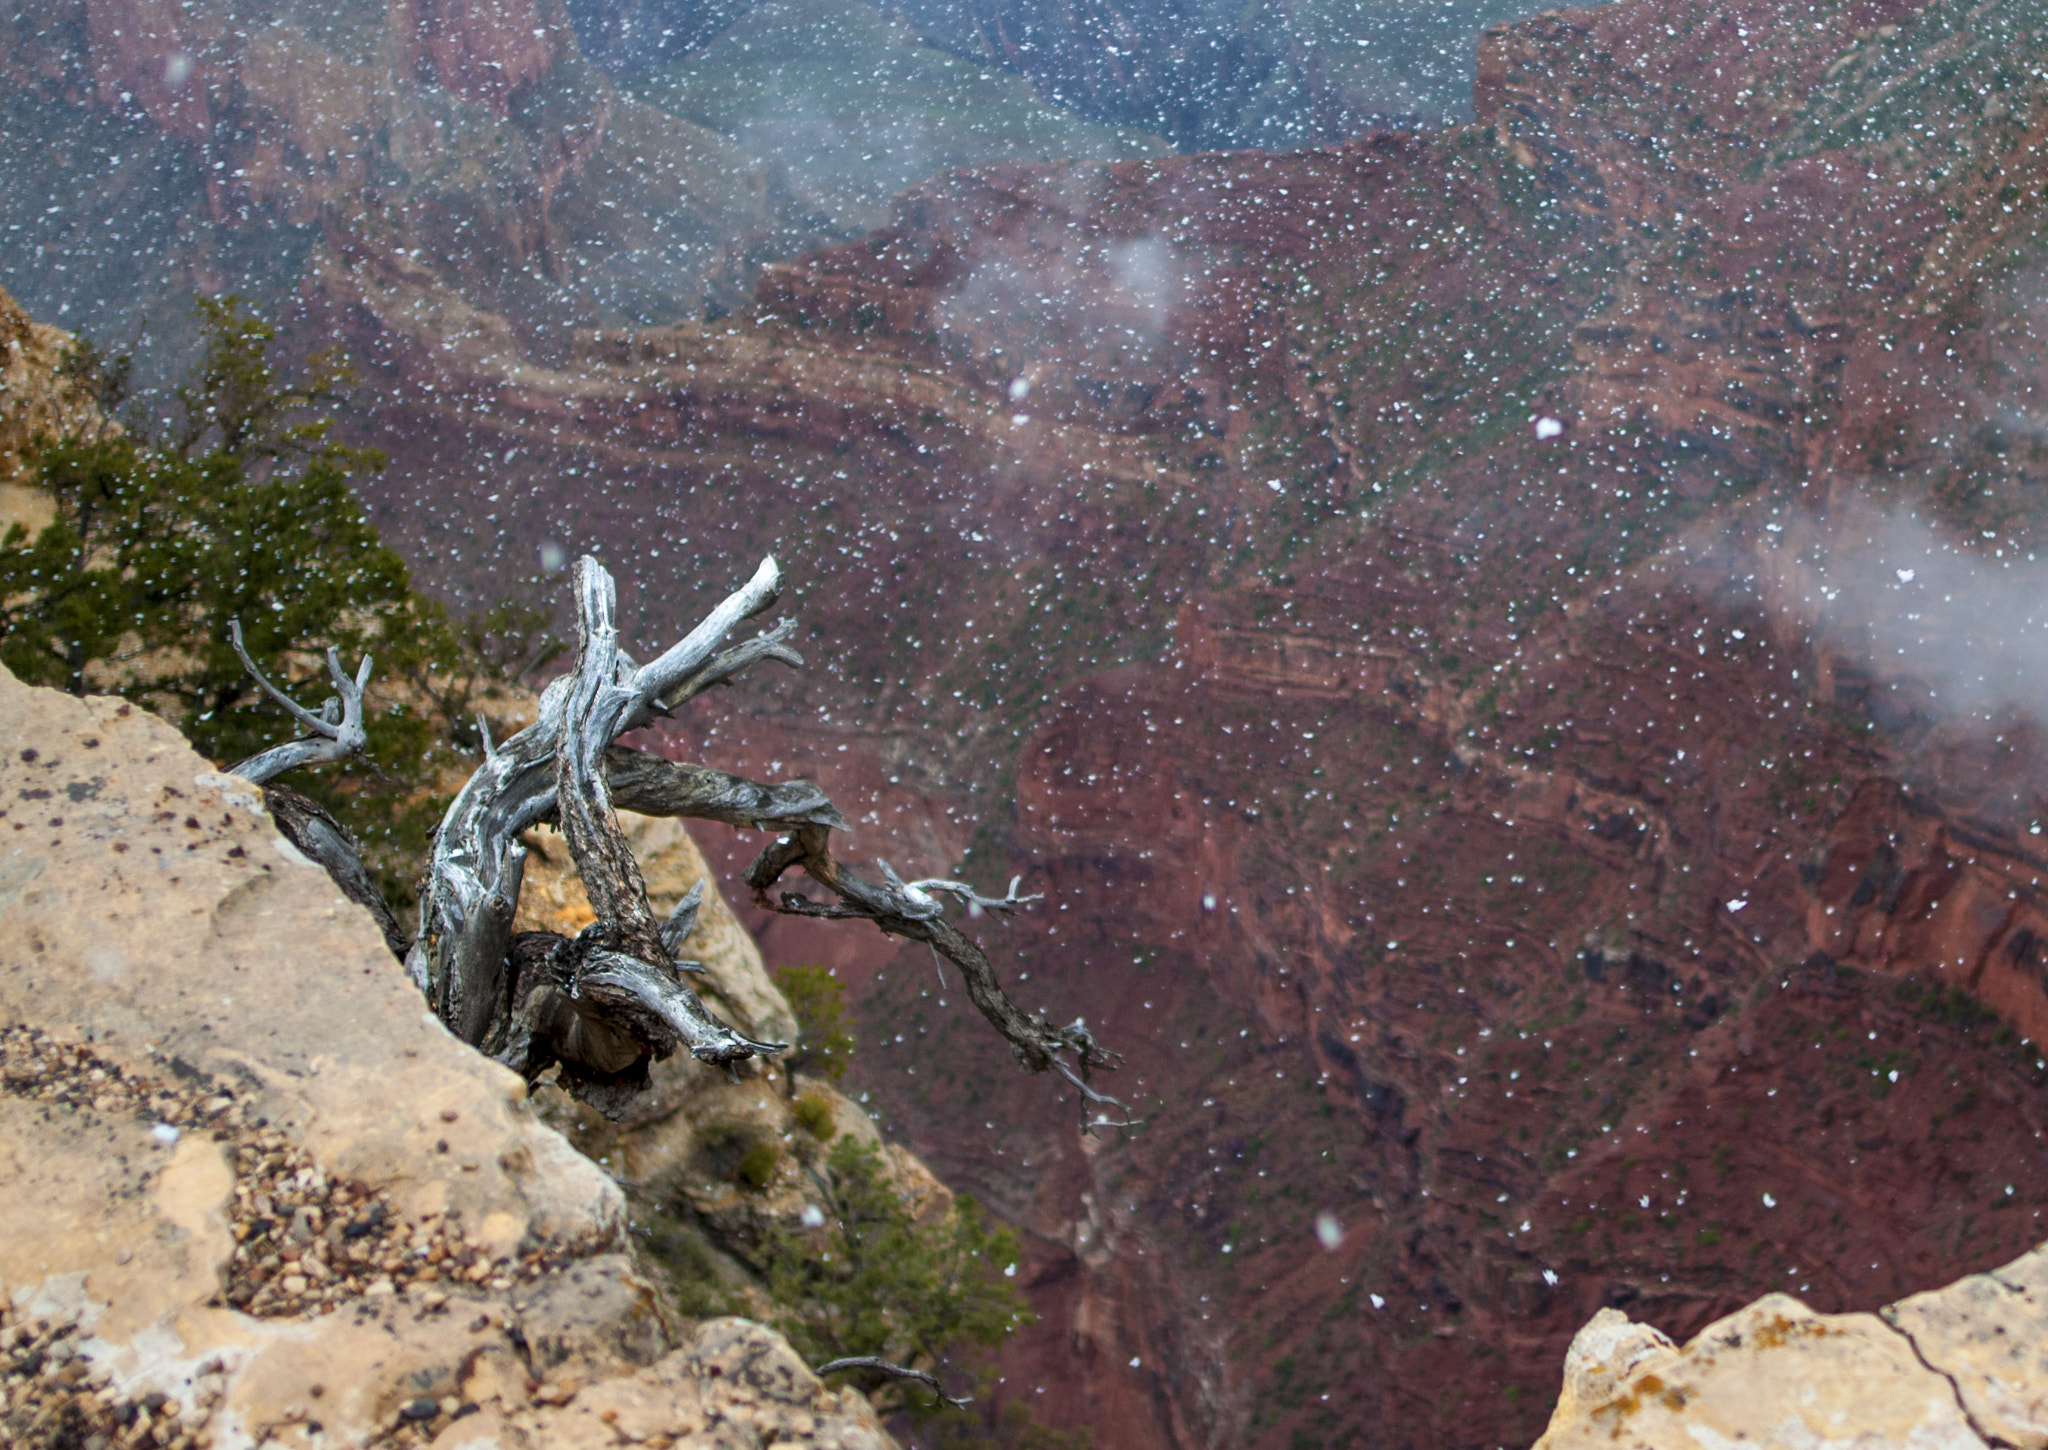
[0,296,463,902]
[775,964,858,1081]
[756,1138,1031,1409]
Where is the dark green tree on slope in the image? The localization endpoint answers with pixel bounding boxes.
[0,297,457,895]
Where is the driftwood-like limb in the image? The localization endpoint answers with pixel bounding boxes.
[262,785,411,960]
[744,823,1124,1118]
[224,619,374,783]
[813,1357,971,1409]
[407,555,796,1062]
[549,557,783,1075]
[218,623,409,962]
[882,864,1040,920]
[605,746,846,832]
[384,548,1110,1124]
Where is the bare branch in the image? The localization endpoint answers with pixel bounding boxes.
[410,556,794,1057]
[660,616,804,711]
[224,619,373,783]
[261,784,410,960]
[392,549,1111,1125]
[813,1357,971,1409]
[744,824,1121,1088]
[605,746,847,832]
[547,557,784,1075]
[1052,1052,1141,1133]
[891,867,1041,919]
[618,555,783,732]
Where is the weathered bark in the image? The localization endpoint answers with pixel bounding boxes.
[743,822,1126,1119]
[224,551,1122,1125]
[814,1357,971,1408]
[260,784,411,960]
[218,625,410,960]
[405,555,794,1067]
[525,557,783,1097]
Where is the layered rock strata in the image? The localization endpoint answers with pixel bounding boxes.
[302,0,2048,1441]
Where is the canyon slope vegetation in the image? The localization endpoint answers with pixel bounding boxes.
[13,0,2048,1444]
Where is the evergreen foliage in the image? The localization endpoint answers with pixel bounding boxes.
[757,1137,1031,1392]
[774,963,858,1080]
[0,296,465,901]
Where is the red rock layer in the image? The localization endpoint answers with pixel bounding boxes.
[154,0,2048,1442]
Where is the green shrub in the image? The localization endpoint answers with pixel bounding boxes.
[698,1121,782,1190]
[775,964,856,1080]
[737,1139,782,1190]
[793,1091,838,1140]
[756,1138,1031,1412]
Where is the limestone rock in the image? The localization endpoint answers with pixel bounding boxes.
[1884,1241,2048,1447]
[539,1049,951,1267]
[0,663,896,1449]
[0,281,105,533]
[1547,1307,1677,1426]
[514,813,801,1046]
[1533,1290,1995,1449]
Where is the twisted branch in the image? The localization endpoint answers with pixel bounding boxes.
[549,557,782,1069]
[741,823,1124,1113]
[407,556,793,1055]
[234,546,1121,1127]
[813,1357,971,1409]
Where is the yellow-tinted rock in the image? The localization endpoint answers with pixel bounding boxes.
[1533,1293,1988,1450]
[0,281,107,532]
[1885,1242,2048,1447]
[515,812,800,1045]
[1544,1307,1677,1429]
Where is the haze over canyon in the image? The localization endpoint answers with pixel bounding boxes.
[9,0,2048,1443]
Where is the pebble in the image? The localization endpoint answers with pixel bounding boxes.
[0,1026,584,1448]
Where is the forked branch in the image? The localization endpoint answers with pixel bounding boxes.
[549,557,783,1067]
[742,823,1126,1122]
[236,545,1120,1128]
[225,618,373,783]
[407,556,795,1062]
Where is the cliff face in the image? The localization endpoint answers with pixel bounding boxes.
[14,0,2048,1442]
[284,0,2048,1444]
[0,661,898,1448]
[0,284,105,534]
[0,0,1171,386]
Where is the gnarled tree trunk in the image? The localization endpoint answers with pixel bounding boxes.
[232,553,1123,1124]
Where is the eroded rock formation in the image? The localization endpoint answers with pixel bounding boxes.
[0,284,104,534]
[10,0,2048,1441]
[0,661,897,1448]
[287,0,2048,1442]
[1534,1244,2048,1447]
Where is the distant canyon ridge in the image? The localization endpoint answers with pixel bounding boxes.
[9,0,2048,1444]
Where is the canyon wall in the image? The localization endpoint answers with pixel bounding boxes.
[294,0,2048,1444]
[10,0,2048,1443]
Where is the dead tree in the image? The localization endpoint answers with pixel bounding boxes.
[227,554,1124,1123]
[225,621,411,960]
